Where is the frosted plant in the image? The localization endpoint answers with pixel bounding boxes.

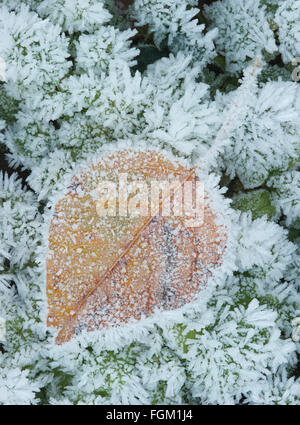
[0,171,46,382]
[258,63,291,86]
[36,0,112,33]
[160,213,299,404]
[221,78,300,188]
[244,366,300,405]
[204,0,277,74]
[9,52,221,199]
[143,53,221,156]
[0,2,140,172]
[260,0,285,15]
[231,189,278,220]
[5,121,60,169]
[0,172,41,283]
[74,27,139,75]
[165,298,296,404]
[275,0,300,64]
[129,0,218,71]
[233,214,296,282]
[0,0,299,406]
[130,0,200,47]
[0,367,40,405]
[26,149,75,200]
[0,5,71,98]
[268,171,300,227]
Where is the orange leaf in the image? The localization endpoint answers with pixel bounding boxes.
[46,150,227,344]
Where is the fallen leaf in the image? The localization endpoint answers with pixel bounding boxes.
[46,150,227,344]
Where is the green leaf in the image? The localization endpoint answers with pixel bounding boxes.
[231,189,277,220]
[134,44,169,73]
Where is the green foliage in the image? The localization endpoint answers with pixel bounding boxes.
[231,189,277,220]
[134,44,169,73]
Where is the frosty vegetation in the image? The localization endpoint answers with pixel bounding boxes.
[0,0,299,405]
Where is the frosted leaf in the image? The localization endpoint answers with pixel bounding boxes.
[222,81,300,189]
[165,295,296,404]
[129,0,217,71]
[0,368,39,405]
[234,214,296,281]
[46,150,227,344]
[275,0,300,64]
[37,0,112,33]
[244,366,300,405]
[0,172,41,272]
[204,0,277,73]
[75,27,139,75]
[0,5,71,97]
[268,171,300,226]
